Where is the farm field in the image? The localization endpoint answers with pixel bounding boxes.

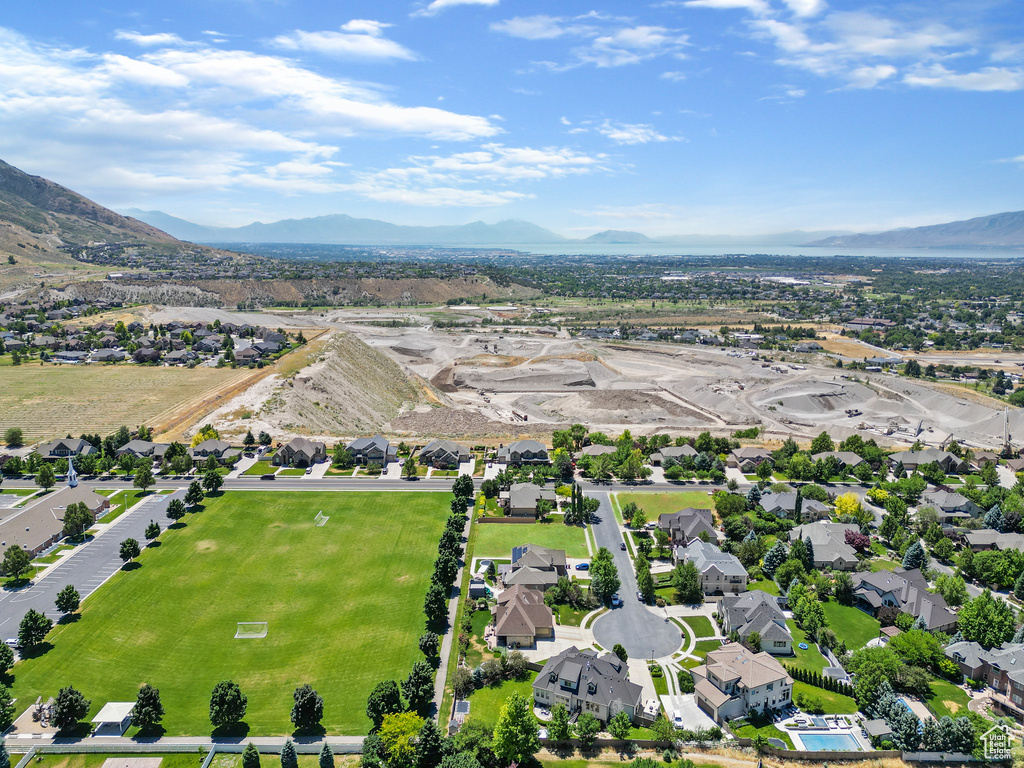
[10,490,447,735]
[472,520,589,558]
[613,491,715,520]
[0,364,250,442]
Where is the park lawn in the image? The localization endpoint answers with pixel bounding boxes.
[926,678,971,720]
[747,578,780,596]
[467,672,538,728]
[792,681,859,714]
[473,520,589,558]
[10,490,448,736]
[822,602,880,650]
[681,615,715,638]
[614,491,714,519]
[787,621,828,674]
[243,461,276,476]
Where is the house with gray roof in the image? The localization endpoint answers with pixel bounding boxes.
[347,435,396,466]
[533,646,644,725]
[810,451,866,469]
[964,529,1024,552]
[189,439,238,464]
[497,440,549,465]
[692,645,793,723]
[650,444,697,466]
[578,444,616,459]
[789,521,859,570]
[492,585,553,647]
[853,568,957,632]
[658,508,721,545]
[0,484,109,555]
[761,492,831,522]
[37,438,97,461]
[504,483,557,517]
[888,449,968,474]
[673,539,747,595]
[498,544,566,591]
[946,640,1024,720]
[727,447,773,472]
[919,490,984,522]
[274,437,327,467]
[719,591,792,655]
[419,439,470,469]
[117,440,171,460]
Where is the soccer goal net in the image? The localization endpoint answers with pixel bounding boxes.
[235,622,268,639]
[314,511,329,526]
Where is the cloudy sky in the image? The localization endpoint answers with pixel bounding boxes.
[1,0,1022,235]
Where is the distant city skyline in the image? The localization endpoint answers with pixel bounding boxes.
[1,0,1022,235]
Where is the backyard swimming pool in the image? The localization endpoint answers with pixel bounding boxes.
[794,732,861,751]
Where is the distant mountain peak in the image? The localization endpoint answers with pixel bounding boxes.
[584,229,651,244]
[807,210,1024,248]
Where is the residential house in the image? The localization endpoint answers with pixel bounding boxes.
[963,529,1024,552]
[578,444,617,460]
[718,591,792,656]
[852,568,957,632]
[117,440,171,460]
[234,347,261,364]
[37,438,97,460]
[533,646,644,725]
[498,544,566,591]
[945,641,1024,721]
[810,451,866,470]
[419,439,471,469]
[347,435,396,466]
[727,447,772,472]
[91,349,126,363]
[492,585,554,647]
[497,440,549,465]
[133,348,161,363]
[650,445,697,466]
[658,508,722,545]
[919,490,984,523]
[53,351,88,364]
[673,539,747,595]
[692,645,793,723]
[274,437,327,467]
[189,439,240,465]
[971,451,1001,471]
[887,450,968,474]
[504,482,558,517]
[788,522,859,571]
[761,492,832,522]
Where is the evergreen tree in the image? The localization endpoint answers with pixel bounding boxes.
[416,719,447,768]
[280,739,298,768]
[318,743,334,768]
[242,743,260,768]
[762,541,788,577]
[902,541,928,570]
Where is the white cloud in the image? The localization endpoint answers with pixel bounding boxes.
[846,64,897,89]
[903,64,1024,91]
[786,88,806,97]
[101,54,190,88]
[114,31,189,47]
[661,70,688,81]
[490,16,575,40]
[782,0,826,18]
[413,0,499,18]
[270,20,418,61]
[597,120,678,144]
[683,0,770,16]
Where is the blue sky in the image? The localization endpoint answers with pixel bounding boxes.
[1,0,1022,236]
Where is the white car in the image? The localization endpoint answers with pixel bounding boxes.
[673,710,683,728]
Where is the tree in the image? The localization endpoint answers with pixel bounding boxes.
[902,541,928,570]
[574,712,600,746]
[933,537,955,562]
[243,430,256,448]
[424,583,448,626]
[672,560,703,604]
[762,542,787,578]
[52,685,91,732]
[548,703,572,742]
[290,683,324,731]
[1,546,31,580]
[210,680,248,728]
[958,590,1016,649]
[588,547,620,602]
[133,463,155,492]
[333,446,354,469]
[0,683,15,731]
[608,710,632,740]
[145,519,161,541]
[242,743,260,768]
[18,608,52,647]
[202,469,223,493]
[756,460,773,481]
[834,492,862,518]
[934,573,969,607]
[613,643,628,662]
[61,501,92,539]
[0,644,12,677]
[810,431,834,454]
[119,538,141,563]
[833,572,855,606]
[848,646,900,708]
[491,692,539,765]
[403,456,417,480]
[417,718,447,768]
[278,740,298,768]
[366,680,404,731]
[636,556,655,602]
[3,428,23,447]
[133,684,164,731]
[318,743,334,768]
[185,481,205,507]
[55,584,80,615]
[379,712,424,768]
[452,667,474,699]
[402,661,435,713]
[37,462,55,490]
[418,631,440,660]
[166,499,187,522]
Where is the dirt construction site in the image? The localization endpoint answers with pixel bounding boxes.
[135,303,1024,451]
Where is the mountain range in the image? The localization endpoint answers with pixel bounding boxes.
[805,210,1024,248]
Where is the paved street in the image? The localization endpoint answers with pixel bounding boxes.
[588,492,682,660]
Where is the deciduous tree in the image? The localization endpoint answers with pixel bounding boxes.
[210,680,248,728]
[185,481,205,507]
[491,692,539,765]
[133,684,164,731]
[365,680,403,731]
[52,685,90,732]
[290,683,324,731]
[18,608,52,647]
[119,538,141,563]
[55,584,80,615]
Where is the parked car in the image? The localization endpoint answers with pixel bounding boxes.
[305,467,312,475]
[619,542,627,551]
[610,594,622,607]
[260,474,276,481]
[4,639,18,649]
[636,591,644,602]
[673,710,683,728]
[575,562,590,571]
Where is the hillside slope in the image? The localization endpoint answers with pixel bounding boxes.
[808,210,1024,248]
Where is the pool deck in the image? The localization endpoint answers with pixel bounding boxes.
[779,715,872,752]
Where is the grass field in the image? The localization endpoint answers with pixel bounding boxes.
[242,461,276,476]
[792,680,859,714]
[681,615,715,638]
[614,491,715,519]
[822,602,880,650]
[0,364,250,442]
[10,490,447,735]
[926,678,971,719]
[473,520,589,558]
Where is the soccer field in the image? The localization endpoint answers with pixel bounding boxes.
[11,491,447,735]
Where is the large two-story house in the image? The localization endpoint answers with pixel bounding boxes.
[658,508,722,545]
[492,585,554,648]
[673,539,747,595]
[497,544,567,591]
[497,440,549,465]
[718,591,793,656]
[760,492,832,522]
[419,439,471,469]
[346,435,396,467]
[533,647,644,725]
[727,447,773,472]
[852,568,957,632]
[37,438,97,461]
[945,641,1024,721]
[274,437,327,467]
[692,645,793,723]
[788,522,859,571]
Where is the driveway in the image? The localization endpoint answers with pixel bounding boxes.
[588,492,682,660]
[660,694,717,731]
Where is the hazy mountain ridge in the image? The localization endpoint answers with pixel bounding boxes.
[807,211,1024,248]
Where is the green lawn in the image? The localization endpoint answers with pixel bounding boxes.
[681,615,715,638]
[730,716,795,750]
[747,578,780,596]
[30,755,348,768]
[463,609,496,669]
[787,621,828,674]
[692,639,722,659]
[0,488,36,497]
[822,602,880,650]
[926,678,971,720]
[614,491,715,519]
[467,672,538,728]
[473,520,589,558]
[100,489,151,522]
[277,468,307,476]
[871,559,902,572]
[556,604,590,627]
[650,664,669,696]
[10,490,447,736]
[242,461,276,476]
[792,681,859,714]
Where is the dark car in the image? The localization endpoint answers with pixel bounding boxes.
[575,562,590,571]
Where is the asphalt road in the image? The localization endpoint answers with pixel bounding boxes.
[589,491,682,660]
[0,489,185,634]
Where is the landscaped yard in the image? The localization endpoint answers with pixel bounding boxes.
[242,461,276,476]
[746,578,780,596]
[556,604,590,627]
[650,664,669,696]
[926,678,971,720]
[681,615,715,638]
[463,608,497,669]
[466,671,538,727]
[614,491,715,520]
[730,715,795,750]
[692,639,722,659]
[870,559,902,572]
[786,621,828,674]
[473,520,589,558]
[792,680,859,714]
[10,490,448,735]
[822,602,880,650]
